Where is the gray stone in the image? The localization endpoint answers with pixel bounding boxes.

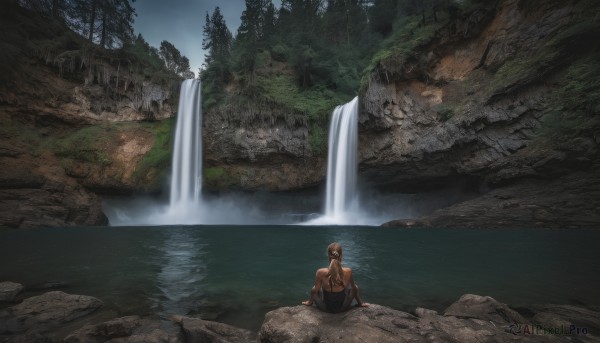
[258,304,420,343]
[444,294,526,324]
[4,291,102,333]
[0,282,24,302]
[178,316,256,343]
[415,307,438,318]
[532,304,600,335]
[257,297,595,343]
[257,303,554,343]
[64,315,181,343]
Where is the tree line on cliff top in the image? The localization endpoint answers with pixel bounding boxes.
[201,0,485,108]
[14,0,193,78]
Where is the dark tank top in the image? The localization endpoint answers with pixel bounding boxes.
[323,288,346,313]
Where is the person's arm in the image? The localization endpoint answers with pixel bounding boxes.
[349,270,368,307]
[302,270,323,306]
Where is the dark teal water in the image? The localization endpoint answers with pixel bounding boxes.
[1,226,599,330]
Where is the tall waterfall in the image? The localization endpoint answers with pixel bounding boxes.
[324,96,359,220]
[169,79,202,208]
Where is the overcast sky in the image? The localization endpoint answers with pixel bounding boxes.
[133,0,281,78]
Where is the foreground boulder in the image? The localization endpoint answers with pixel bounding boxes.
[0,291,102,334]
[2,289,598,343]
[531,304,600,336]
[259,305,422,343]
[258,295,599,343]
[176,316,256,343]
[443,294,527,323]
[0,282,23,302]
[64,315,181,343]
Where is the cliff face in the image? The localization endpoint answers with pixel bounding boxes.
[0,4,180,228]
[2,0,599,228]
[0,59,175,227]
[203,100,325,191]
[360,0,600,227]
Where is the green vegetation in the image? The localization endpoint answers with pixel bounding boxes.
[1,1,189,93]
[555,54,600,112]
[308,124,327,154]
[199,0,469,155]
[435,103,456,122]
[536,110,584,139]
[363,16,444,84]
[54,125,114,165]
[536,52,600,139]
[133,118,175,182]
[257,75,346,121]
[0,116,45,157]
[488,7,600,100]
[204,166,238,188]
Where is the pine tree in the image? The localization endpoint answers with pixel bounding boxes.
[98,0,135,48]
[324,0,367,45]
[262,1,276,43]
[202,7,232,64]
[201,7,232,85]
[233,0,270,83]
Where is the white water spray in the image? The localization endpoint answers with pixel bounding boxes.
[169,79,202,211]
[325,96,359,218]
[303,96,365,225]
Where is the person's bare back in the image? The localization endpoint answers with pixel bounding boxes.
[302,243,368,313]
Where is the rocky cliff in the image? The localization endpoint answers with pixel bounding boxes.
[2,0,600,228]
[203,99,325,191]
[361,0,600,228]
[0,3,179,228]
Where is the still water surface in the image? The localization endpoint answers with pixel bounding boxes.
[1,226,599,330]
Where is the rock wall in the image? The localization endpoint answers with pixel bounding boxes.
[360,0,600,228]
[3,0,600,228]
[0,149,108,228]
[203,101,324,191]
[0,48,177,228]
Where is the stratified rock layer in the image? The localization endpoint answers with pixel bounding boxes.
[362,0,600,228]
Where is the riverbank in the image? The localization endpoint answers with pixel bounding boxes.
[1,283,598,342]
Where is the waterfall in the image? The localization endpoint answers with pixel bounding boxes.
[324,96,359,220]
[169,79,202,208]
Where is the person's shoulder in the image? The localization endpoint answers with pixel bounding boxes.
[343,267,353,274]
[316,268,328,276]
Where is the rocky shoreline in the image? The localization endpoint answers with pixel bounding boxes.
[1,281,598,343]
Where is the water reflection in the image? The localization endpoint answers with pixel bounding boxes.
[156,229,207,315]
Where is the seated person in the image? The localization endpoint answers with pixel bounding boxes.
[302,242,368,313]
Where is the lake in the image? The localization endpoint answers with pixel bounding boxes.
[1,226,599,330]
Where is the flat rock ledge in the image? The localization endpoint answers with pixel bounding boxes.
[259,294,600,343]
[1,288,599,343]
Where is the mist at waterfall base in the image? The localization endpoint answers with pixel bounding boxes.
[104,82,444,226]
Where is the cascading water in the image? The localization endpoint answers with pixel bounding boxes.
[169,79,202,211]
[305,96,360,224]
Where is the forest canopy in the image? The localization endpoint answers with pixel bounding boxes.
[14,0,193,78]
[200,0,483,104]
